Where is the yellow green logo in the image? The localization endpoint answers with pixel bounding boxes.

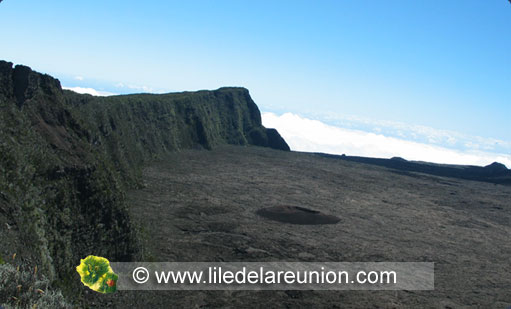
[76,255,118,294]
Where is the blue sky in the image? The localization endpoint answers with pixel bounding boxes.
[1,1,510,166]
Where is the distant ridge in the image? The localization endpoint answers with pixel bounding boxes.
[315,153,511,185]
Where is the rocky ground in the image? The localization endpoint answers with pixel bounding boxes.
[85,145,511,308]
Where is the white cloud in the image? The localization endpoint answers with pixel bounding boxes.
[74,76,84,81]
[306,111,511,154]
[63,86,116,97]
[262,112,511,168]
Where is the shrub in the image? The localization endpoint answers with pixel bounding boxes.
[0,263,72,308]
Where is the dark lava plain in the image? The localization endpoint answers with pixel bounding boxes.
[94,146,510,308]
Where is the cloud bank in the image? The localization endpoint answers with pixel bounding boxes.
[304,111,511,154]
[262,112,511,168]
[62,86,116,97]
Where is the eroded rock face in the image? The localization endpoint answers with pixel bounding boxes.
[0,62,63,108]
[266,128,290,151]
[247,127,290,151]
[256,206,341,225]
[0,61,140,284]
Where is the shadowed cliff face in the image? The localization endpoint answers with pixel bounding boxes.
[0,60,289,298]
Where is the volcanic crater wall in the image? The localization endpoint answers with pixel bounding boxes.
[0,60,289,287]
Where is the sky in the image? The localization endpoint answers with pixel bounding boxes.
[1,1,510,167]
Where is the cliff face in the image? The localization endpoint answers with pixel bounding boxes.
[0,60,289,291]
[64,86,289,183]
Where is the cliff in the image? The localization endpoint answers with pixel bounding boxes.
[0,60,289,302]
[63,86,289,183]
